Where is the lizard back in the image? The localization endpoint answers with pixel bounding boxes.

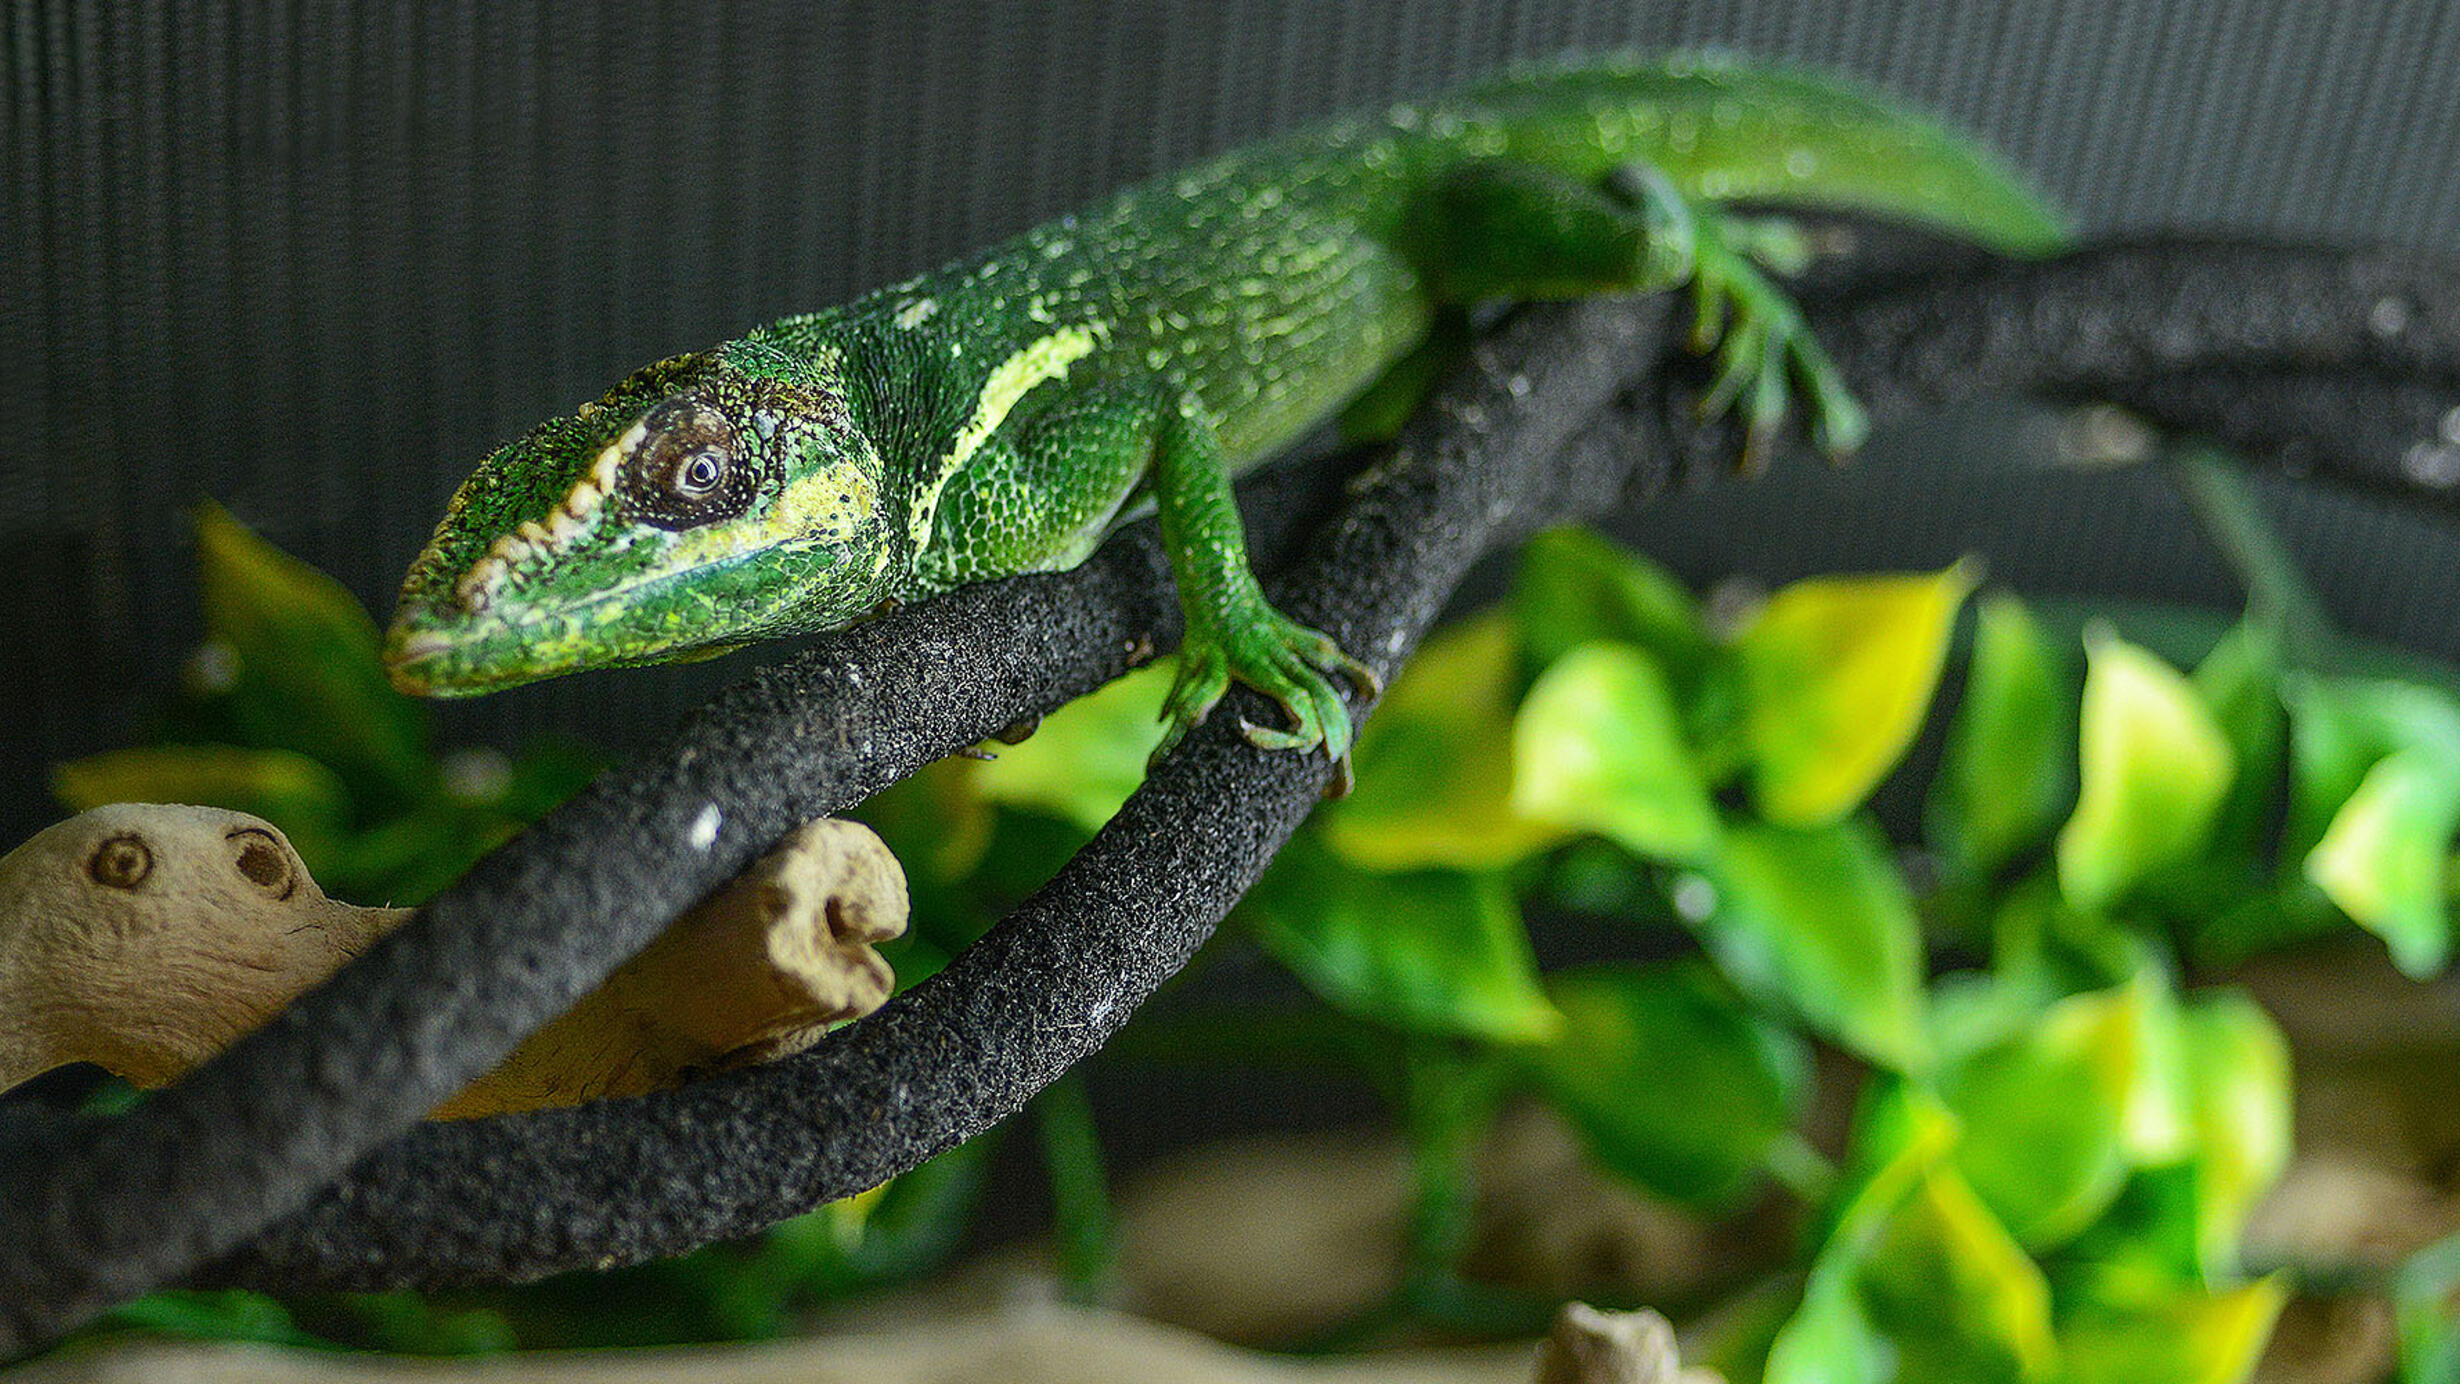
[770,51,2062,483]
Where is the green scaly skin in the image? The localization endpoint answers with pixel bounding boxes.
[383,52,2066,763]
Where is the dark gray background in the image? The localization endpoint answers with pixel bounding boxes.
[5,0,2458,847]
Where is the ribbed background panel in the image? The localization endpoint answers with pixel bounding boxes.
[4,0,2457,842]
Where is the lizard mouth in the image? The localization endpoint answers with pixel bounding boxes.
[383,628,460,693]
[382,539,850,697]
[381,617,568,697]
[382,590,724,697]
[382,574,696,696]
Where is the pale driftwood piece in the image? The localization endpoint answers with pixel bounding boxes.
[0,806,907,1118]
[434,816,908,1119]
[7,1303,1541,1384]
[1533,1304,1720,1384]
[0,804,395,1093]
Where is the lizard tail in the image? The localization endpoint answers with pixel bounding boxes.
[1435,50,2071,257]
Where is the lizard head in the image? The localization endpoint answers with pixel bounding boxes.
[383,336,896,696]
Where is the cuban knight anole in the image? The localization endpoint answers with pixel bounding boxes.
[382,53,2063,762]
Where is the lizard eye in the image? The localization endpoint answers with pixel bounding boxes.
[622,398,752,530]
[673,448,728,497]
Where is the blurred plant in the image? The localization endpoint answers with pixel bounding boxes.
[35,505,2460,1375]
[874,523,2460,1382]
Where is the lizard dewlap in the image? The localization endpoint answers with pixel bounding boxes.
[383,52,2063,763]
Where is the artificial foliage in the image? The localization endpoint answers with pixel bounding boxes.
[50,508,2460,1381]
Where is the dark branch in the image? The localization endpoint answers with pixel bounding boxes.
[4,235,2460,1353]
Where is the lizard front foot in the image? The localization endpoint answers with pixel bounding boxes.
[1153,602,1381,768]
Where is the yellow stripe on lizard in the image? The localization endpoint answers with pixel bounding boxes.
[907,322,1107,548]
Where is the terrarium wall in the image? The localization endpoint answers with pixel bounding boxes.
[4,0,2458,847]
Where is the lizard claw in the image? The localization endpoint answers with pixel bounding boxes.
[1154,605,1377,767]
[1238,717,1312,751]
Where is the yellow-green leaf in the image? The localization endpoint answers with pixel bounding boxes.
[1941,983,2141,1251]
[1767,1094,1957,1384]
[973,661,1172,832]
[192,502,432,806]
[1929,593,2076,879]
[1322,612,1566,871]
[1765,1268,1891,1384]
[2303,748,2460,977]
[2175,992,2291,1280]
[1738,562,1977,826]
[1511,642,1719,863]
[2117,969,2193,1167]
[1860,1159,2061,1384]
[2397,1233,2460,1384]
[1700,820,1930,1072]
[2057,636,2234,911]
[2058,1279,2288,1384]
[2282,676,2460,863]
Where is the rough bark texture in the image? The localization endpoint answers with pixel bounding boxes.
[4,234,2460,1355]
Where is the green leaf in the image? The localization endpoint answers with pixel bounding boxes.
[1395,1044,1513,1290]
[2117,969,2194,1168]
[1698,820,1930,1072]
[2281,678,2460,975]
[192,502,433,808]
[1528,960,1810,1208]
[492,737,610,823]
[53,742,350,830]
[1766,1268,1893,1384]
[2191,621,2287,859]
[1321,612,1567,871]
[1738,562,1977,826]
[1510,642,1719,863]
[2397,1232,2460,1384]
[1243,836,1561,1044]
[2304,748,2460,977]
[971,661,1172,832]
[2057,1279,2287,1384]
[93,1289,317,1349]
[52,743,354,875]
[1513,527,1712,683]
[770,1137,996,1294]
[2057,636,2235,911]
[312,1292,518,1355]
[316,807,496,905]
[855,755,1000,976]
[2174,992,2291,1280]
[1859,1159,2060,1384]
[1940,983,2142,1251]
[2069,1165,2212,1299]
[1035,1074,1117,1303]
[1988,873,2147,998]
[1691,1279,1829,1384]
[2283,676,2460,862]
[1929,593,2076,881]
[1767,1095,1958,1384]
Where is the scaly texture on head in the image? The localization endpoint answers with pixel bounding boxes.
[384,335,897,695]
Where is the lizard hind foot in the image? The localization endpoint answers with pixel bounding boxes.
[1152,608,1379,769]
[1687,216,1869,471]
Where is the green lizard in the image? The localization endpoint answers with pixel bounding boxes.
[383,52,2063,762]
